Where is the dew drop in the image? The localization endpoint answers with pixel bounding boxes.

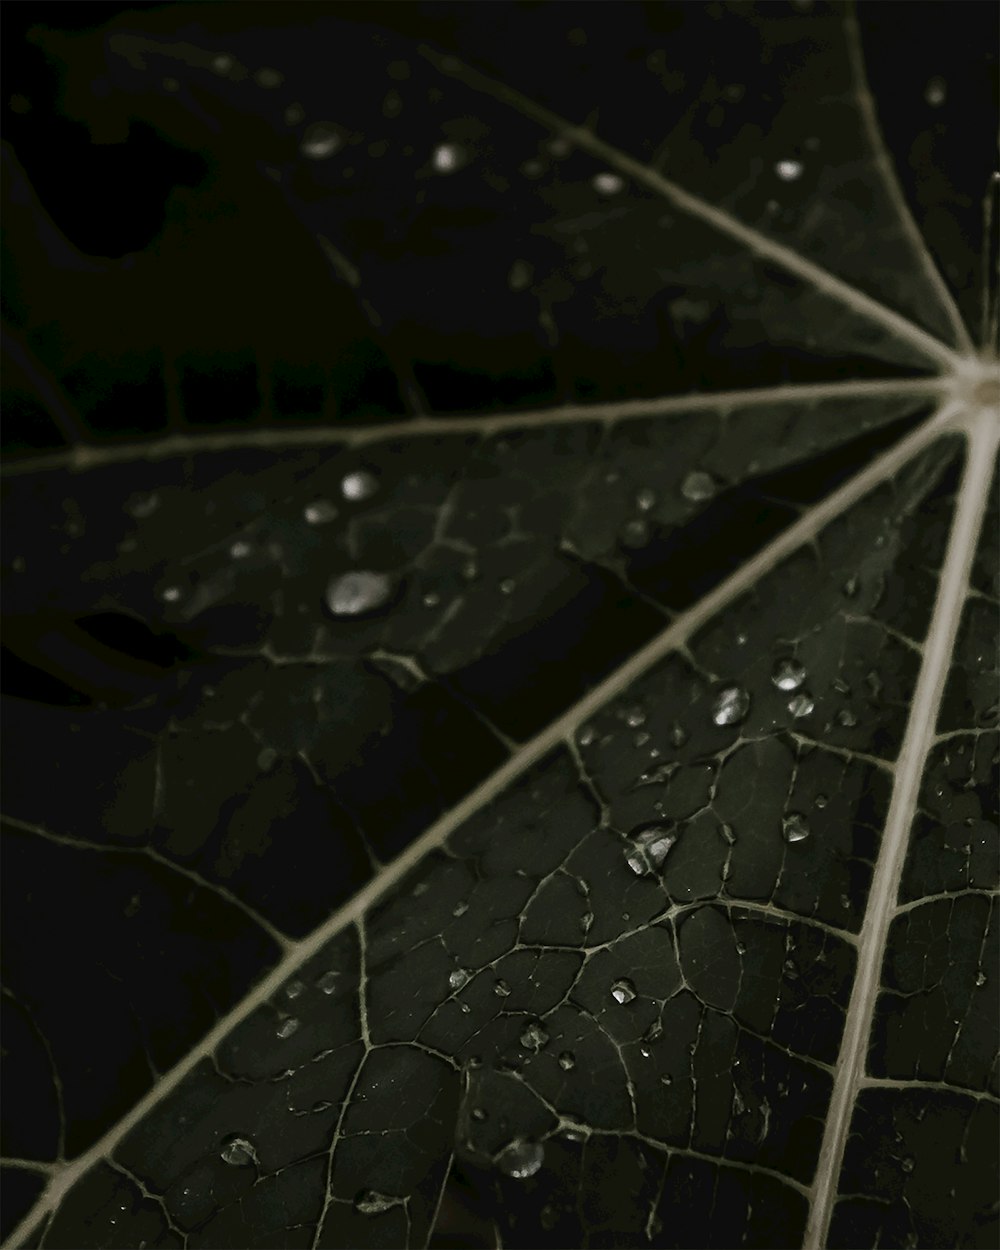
[680,469,718,502]
[499,577,516,595]
[230,540,252,559]
[635,487,657,513]
[304,499,338,525]
[255,67,283,88]
[316,970,339,994]
[449,968,471,991]
[355,1190,396,1215]
[285,979,304,1000]
[126,492,160,518]
[711,685,750,727]
[341,468,378,501]
[432,142,465,173]
[508,259,533,291]
[257,747,278,771]
[471,1107,488,1122]
[925,76,946,107]
[558,1050,576,1071]
[324,570,394,618]
[815,794,828,809]
[719,822,736,845]
[842,575,859,598]
[836,708,858,728]
[660,1074,673,1087]
[775,158,803,181]
[220,1135,257,1167]
[788,692,815,718]
[160,585,182,603]
[520,1021,549,1051]
[494,978,511,997]
[639,1043,652,1058]
[782,812,811,843]
[452,901,469,917]
[276,1016,300,1039]
[620,518,651,548]
[576,724,596,747]
[592,171,624,195]
[610,978,637,1005]
[771,657,806,691]
[301,122,343,160]
[497,1138,544,1179]
[624,822,677,876]
[212,54,235,74]
[901,1157,915,1175]
[975,970,987,987]
[624,704,646,728]
[669,722,688,747]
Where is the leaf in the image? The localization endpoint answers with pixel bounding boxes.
[1,3,997,1248]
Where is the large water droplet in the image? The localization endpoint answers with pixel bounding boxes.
[771,657,806,691]
[782,813,810,843]
[520,1021,549,1051]
[341,468,378,501]
[680,470,718,502]
[624,822,677,876]
[220,1135,257,1167]
[497,1138,544,1179]
[610,978,637,1005]
[301,122,343,160]
[325,570,393,618]
[711,685,750,727]
[355,1190,396,1215]
[788,692,815,718]
[304,499,338,525]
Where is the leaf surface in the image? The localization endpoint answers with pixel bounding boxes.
[1,4,997,1248]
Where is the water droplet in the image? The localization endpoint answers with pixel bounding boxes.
[508,259,533,291]
[494,978,511,997]
[304,499,338,525]
[624,704,646,728]
[772,657,806,691]
[257,747,277,771]
[842,575,859,598]
[126,492,160,518]
[593,171,624,195]
[580,911,594,935]
[660,1074,673,1087]
[220,1135,257,1167]
[341,468,378,501]
[316,970,339,994]
[324,570,394,618]
[276,1016,300,1039]
[432,142,465,173]
[301,122,343,160]
[499,577,515,595]
[520,1021,549,1051]
[815,794,828,809]
[160,585,182,603]
[558,1051,576,1071]
[775,158,803,181]
[925,76,946,107]
[680,469,718,502]
[624,822,677,876]
[285,979,304,1000]
[832,678,851,696]
[497,1138,544,1179]
[788,692,815,718]
[452,901,469,917]
[901,1157,915,1174]
[610,978,637,1005]
[422,591,441,609]
[975,970,987,987]
[711,685,750,727]
[449,968,471,991]
[255,67,283,88]
[577,724,596,747]
[635,487,657,513]
[639,1043,652,1058]
[355,1190,396,1215]
[620,518,650,548]
[782,813,810,843]
[719,822,736,845]
[669,722,688,747]
[836,708,858,728]
[230,540,252,559]
[471,1107,488,1122]
[212,54,235,75]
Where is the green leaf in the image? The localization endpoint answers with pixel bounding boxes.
[2,4,997,1248]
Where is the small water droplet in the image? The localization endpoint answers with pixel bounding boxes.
[341,468,378,501]
[735,941,747,954]
[610,978,637,1005]
[832,678,851,696]
[220,1135,257,1167]
[324,570,394,618]
[842,575,859,598]
[660,1074,673,1087]
[452,901,469,917]
[471,1107,488,1122]
[558,1051,576,1072]
[925,76,946,107]
[212,54,235,75]
[623,704,646,728]
[577,724,596,747]
[316,970,338,994]
[711,685,750,727]
[497,1138,544,1179]
[815,794,828,809]
[126,492,160,518]
[285,979,304,1000]
[836,708,858,728]
[355,1190,396,1215]
[432,142,465,173]
[494,978,511,997]
[788,692,815,718]
[422,591,441,608]
[229,540,252,561]
[301,122,343,160]
[635,487,657,513]
[639,1043,652,1058]
[508,259,533,291]
[901,1157,915,1174]
[593,171,624,195]
[276,1016,300,1039]
[449,968,471,991]
[669,722,688,747]
[257,747,277,771]
[620,518,651,548]
[624,822,677,876]
[680,470,718,502]
[499,577,515,595]
[520,1021,549,1051]
[782,812,810,843]
[772,657,806,691]
[160,585,182,603]
[719,822,736,845]
[775,158,803,181]
[579,911,594,934]
[975,970,987,987]
[304,499,338,525]
[255,67,283,88]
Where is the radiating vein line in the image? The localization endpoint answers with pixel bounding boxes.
[3,400,962,1250]
[0,376,947,478]
[805,406,1000,1250]
[842,5,974,357]
[417,45,966,375]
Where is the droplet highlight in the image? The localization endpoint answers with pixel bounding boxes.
[220,1135,257,1167]
[788,692,815,718]
[610,978,637,1005]
[324,570,393,618]
[497,1138,544,1179]
[711,685,750,727]
[771,657,806,691]
[520,1021,549,1051]
[355,1190,396,1215]
[782,812,811,843]
[301,122,343,160]
[680,470,718,502]
[624,822,677,876]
